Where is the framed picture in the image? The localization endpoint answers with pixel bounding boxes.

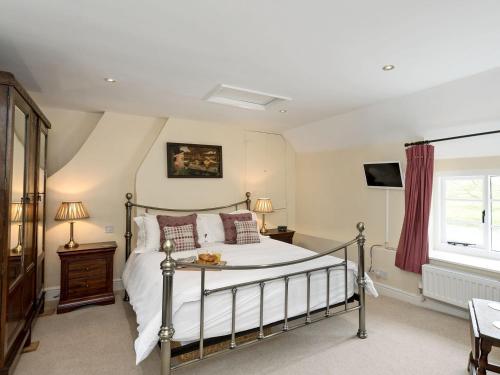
[166,142,223,178]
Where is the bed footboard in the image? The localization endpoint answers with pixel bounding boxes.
[158,222,368,375]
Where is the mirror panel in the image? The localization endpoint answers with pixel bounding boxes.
[6,104,27,351]
[9,106,26,287]
[37,131,46,256]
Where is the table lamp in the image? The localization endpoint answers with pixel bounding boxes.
[55,201,89,248]
[10,202,23,254]
[253,198,273,234]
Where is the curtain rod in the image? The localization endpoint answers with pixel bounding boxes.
[404,129,500,147]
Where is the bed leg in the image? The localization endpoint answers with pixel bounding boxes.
[124,193,132,304]
[159,240,176,375]
[356,222,368,339]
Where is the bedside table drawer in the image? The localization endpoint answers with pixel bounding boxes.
[68,277,107,299]
[68,258,107,279]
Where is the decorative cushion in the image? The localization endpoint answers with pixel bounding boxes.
[230,209,258,222]
[163,224,196,252]
[157,213,201,248]
[235,220,260,245]
[219,212,252,244]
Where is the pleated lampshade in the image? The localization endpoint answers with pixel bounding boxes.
[253,198,273,213]
[10,202,23,223]
[54,202,90,221]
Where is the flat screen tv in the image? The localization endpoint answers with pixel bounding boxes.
[363,162,404,189]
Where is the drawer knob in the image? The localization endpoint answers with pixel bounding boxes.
[85,267,89,271]
[85,283,89,288]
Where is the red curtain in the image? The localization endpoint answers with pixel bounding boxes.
[395,144,434,274]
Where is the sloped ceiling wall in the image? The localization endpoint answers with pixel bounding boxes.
[285,67,500,152]
[45,111,165,288]
[44,108,102,176]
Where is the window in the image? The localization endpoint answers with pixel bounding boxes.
[435,173,500,258]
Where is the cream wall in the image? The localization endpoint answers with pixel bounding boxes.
[435,155,500,171]
[136,118,245,208]
[294,142,419,293]
[43,112,296,293]
[136,118,295,228]
[44,110,165,289]
[44,108,102,176]
[295,144,500,296]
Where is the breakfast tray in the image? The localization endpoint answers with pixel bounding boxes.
[178,260,227,271]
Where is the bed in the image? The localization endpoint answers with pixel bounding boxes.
[122,192,376,374]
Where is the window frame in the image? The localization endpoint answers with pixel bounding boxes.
[432,170,500,260]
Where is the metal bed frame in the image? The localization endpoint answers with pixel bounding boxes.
[124,192,368,375]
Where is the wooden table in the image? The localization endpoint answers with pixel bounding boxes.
[262,229,295,244]
[468,298,500,375]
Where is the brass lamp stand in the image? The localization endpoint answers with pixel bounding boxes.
[12,224,23,254]
[10,202,23,254]
[65,221,78,248]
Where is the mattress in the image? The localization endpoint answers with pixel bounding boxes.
[122,237,378,364]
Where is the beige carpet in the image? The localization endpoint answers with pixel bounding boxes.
[14,294,500,375]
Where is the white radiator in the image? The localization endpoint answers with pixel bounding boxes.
[422,264,500,308]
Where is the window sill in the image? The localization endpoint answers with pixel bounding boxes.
[429,250,500,275]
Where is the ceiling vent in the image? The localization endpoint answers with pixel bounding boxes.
[205,84,291,111]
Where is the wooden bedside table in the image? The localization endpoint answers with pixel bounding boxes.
[263,229,295,244]
[57,241,117,314]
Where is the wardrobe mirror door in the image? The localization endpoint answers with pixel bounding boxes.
[36,129,47,299]
[37,131,46,257]
[8,105,26,288]
[6,104,27,352]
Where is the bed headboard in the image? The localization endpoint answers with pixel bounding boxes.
[124,192,251,261]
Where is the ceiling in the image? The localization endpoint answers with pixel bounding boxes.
[1,0,500,133]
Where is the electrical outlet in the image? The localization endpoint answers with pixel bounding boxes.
[378,270,388,279]
[104,225,114,234]
[371,269,388,280]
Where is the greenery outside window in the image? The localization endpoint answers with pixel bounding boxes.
[434,173,500,259]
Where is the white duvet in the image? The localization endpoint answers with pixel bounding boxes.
[123,237,378,364]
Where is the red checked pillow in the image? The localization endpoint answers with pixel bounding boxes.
[162,224,196,252]
[157,213,201,248]
[219,212,252,244]
[235,220,260,244]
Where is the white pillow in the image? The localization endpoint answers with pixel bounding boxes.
[133,216,146,251]
[197,214,225,243]
[196,210,258,244]
[133,213,161,253]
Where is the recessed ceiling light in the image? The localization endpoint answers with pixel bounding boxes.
[104,77,117,83]
[382,65,395,71]
[279,109,288,113]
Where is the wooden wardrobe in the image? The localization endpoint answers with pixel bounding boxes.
[0,71,50,374]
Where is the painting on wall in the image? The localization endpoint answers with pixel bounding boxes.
[166,142,223,178]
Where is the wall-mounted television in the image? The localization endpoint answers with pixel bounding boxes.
[363,162,404,189]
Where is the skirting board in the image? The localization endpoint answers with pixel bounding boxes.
[372,281,468,319]
[45,278,124,302]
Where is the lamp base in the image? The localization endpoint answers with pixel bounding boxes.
[260,214,268,234]
[64,240,79,249]
[64,221,79,248]
[11,243,23,254]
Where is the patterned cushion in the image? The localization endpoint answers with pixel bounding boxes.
[163,224,196,252]
[234,220,260,245]
[157,214,201,248]
[219,212,252,244]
